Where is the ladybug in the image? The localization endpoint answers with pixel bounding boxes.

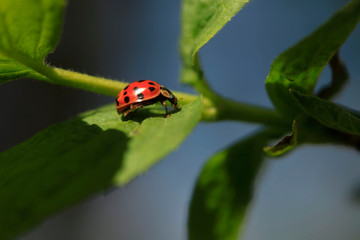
[115,80,179,117]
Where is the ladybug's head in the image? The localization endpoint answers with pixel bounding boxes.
[160,86,179,110]
[169,94,178,109]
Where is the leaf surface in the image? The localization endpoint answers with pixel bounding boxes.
[180,0,248,62]
[0,0,65,83]
[188,129,279,240]
[180,0,248,86]
[265,0,360,118]
[291,90,360,136]
[0,98,202,239]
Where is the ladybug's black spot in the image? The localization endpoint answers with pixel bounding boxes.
[148,87,155,92]
[148,82,155,85]
[137,93,144,100]
[123,91,127,95]
[137,80,145,82]
[124,96,130,103]
[115,98,119,106]
[133,86,139,91]
[124,85,129,90]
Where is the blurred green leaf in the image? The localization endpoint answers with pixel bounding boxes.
[0,0,65,83]
[180,0,248,63]
[265,0,360,118]
[180,0,248,86]
[188,129,280,240]
[291,90,360,136]
[0,98,202,239]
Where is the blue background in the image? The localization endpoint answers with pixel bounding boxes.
[0,0,358,239]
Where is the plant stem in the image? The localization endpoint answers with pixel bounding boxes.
[43,67,124,96]
[1,48,285,126]
[39,67,285,125]
[316,52,349,100]
[215,97,287,126]
[41,67,201,105]
[45,68,285,124]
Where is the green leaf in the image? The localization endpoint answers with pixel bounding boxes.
[180,0,248,86]
[291,90,360,136]
[265,0,360,118]
[180,0,248,63]
[0,97,202,239]
[0,0,65,83]
[188,129,280,240]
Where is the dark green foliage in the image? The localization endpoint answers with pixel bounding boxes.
[0,122,128,239]
[188,129,281,240]
[0,0,360,239]
[0,99,202,238]
[291,90,360,136]
[265,0,360,118]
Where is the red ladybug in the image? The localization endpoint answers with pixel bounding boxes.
[115,80,179,117]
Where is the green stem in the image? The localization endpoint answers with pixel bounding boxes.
[41,67,285,125]
[42,67,124,96]
[180,58,287,125]
[1,49,285,125]
[42,67,201,106]
[43,68,285,125]
[216,97,287,126]
[42,67,285,125]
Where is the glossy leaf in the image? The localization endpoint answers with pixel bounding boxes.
[0,0,65,83]
[188,129,280,240]
[265,0,360,118]
[291,90,360,136]
[0,97,202,239]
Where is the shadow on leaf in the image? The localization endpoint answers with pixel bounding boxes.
[0,120,128,239]
[122,106,181,123]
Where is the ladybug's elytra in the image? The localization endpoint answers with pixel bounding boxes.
[115,80,179,117]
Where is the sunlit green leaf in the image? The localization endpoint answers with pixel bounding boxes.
[180,0,248,85]
[0,0,65,83]
[0,97,202,239]
[180,0,248,63]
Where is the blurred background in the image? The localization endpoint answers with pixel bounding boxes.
[0,0,359,239]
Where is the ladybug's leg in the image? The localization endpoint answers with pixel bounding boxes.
[123,108,133,117]
[172,103,178,110]
[160,101,170,117]
[123,104,143,117]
